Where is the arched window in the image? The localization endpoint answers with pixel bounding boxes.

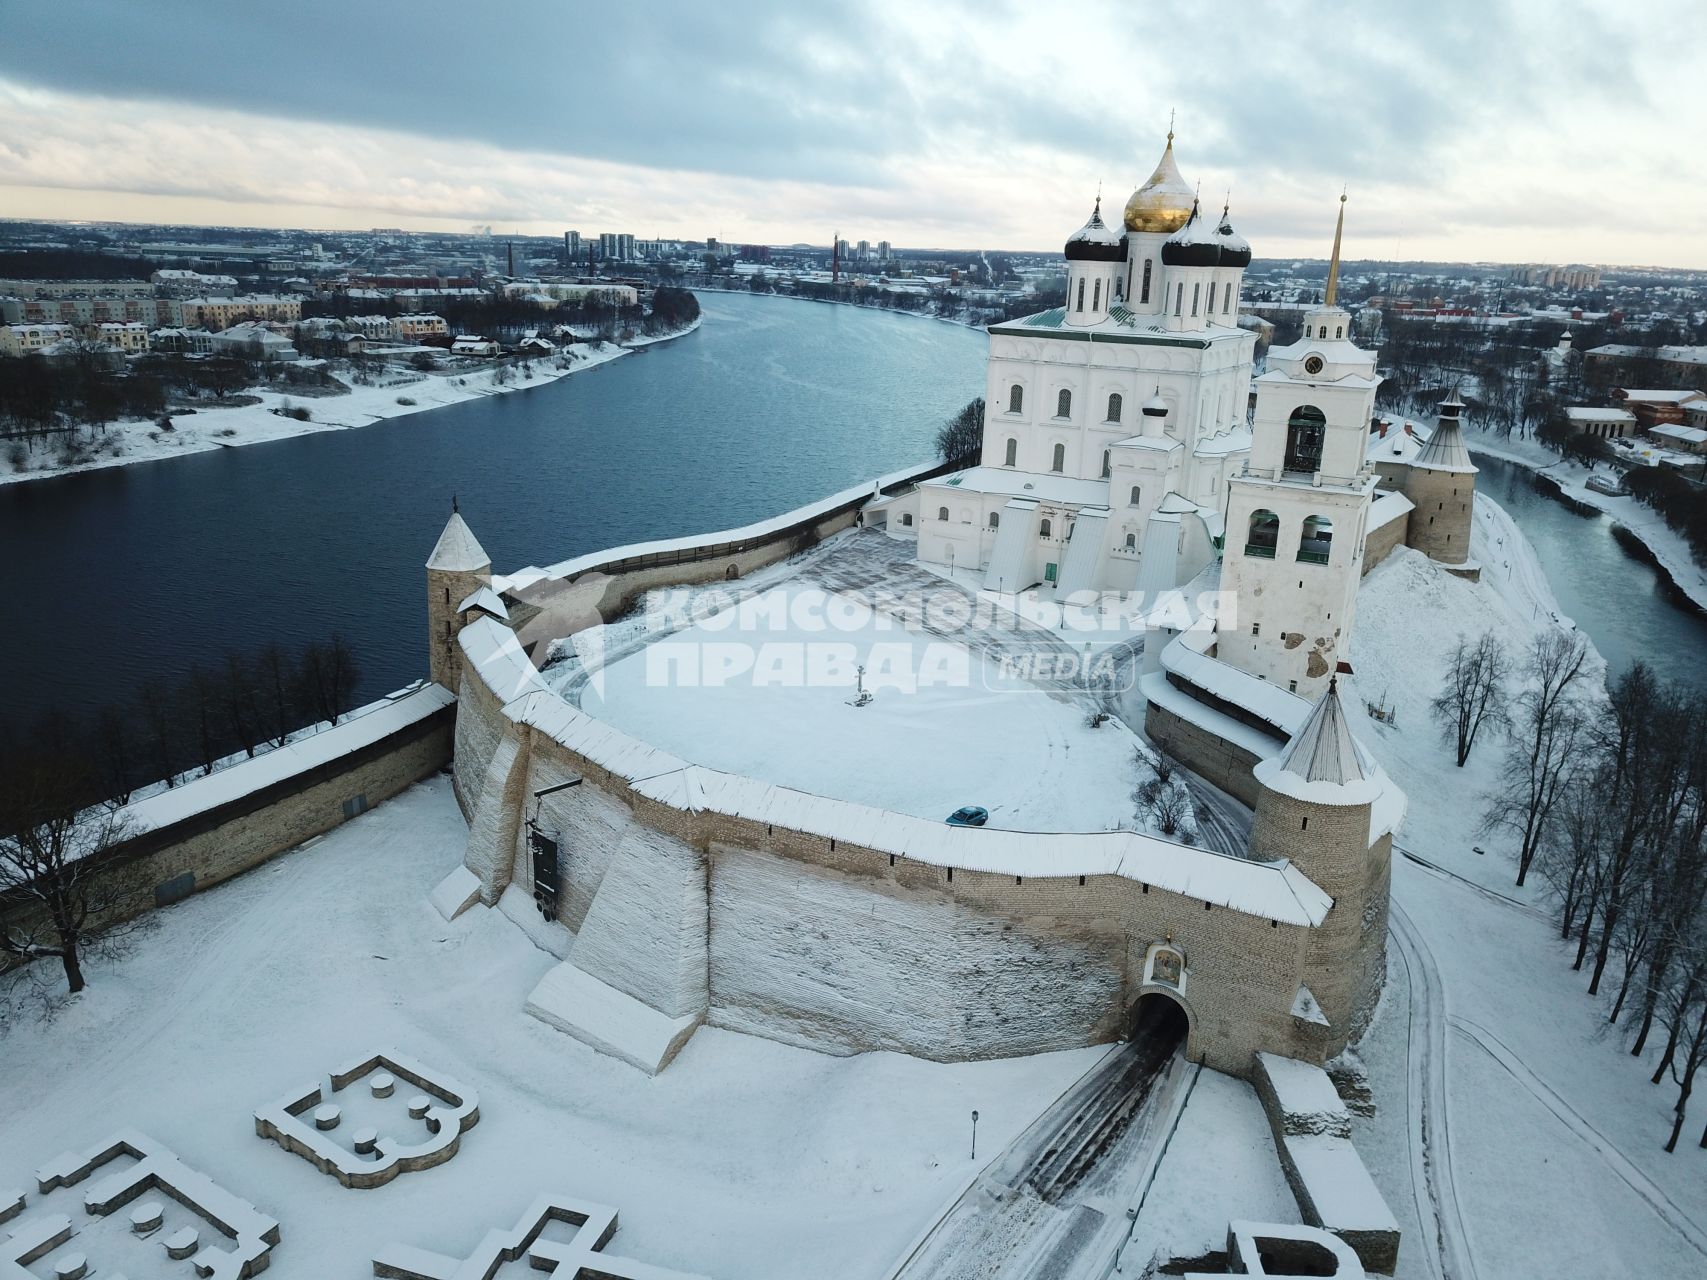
[1107,392,1123,422]
[1223,281,1233,314]
[1245,508,1280,557]
[1124,532,1137,550]
[1101,449,1111,478]
[1075,277,1085,312]
[1284,405,1327,472]
[937,506,949,522]
[900,513,913,527]
[1056,389,1072,419]
[1051,442,1066,472]
[1114,277,1124,301]
[988,511,1000,529]
[1039,518,1052,539]
[1092,279,1101,311]
[1141,259,1153,304]
[1129,485,1141,506]
[1004,437,1017,466]
[1335,325,1343,339]
[1299,514,1334,564]
[1191,282,1200,316]
[1174,283,1184,316]
[1008,383,1023,414]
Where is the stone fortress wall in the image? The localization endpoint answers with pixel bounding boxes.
[437,468,1404,1079]
[0,686,454,970]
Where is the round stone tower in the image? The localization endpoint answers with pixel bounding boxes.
[1403,396,1478,569]
[426,506,492,691]
[1248,675,1394,1058]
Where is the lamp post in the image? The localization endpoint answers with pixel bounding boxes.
[970,1110,980,1161]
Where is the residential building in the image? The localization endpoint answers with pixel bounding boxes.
[175,294,303,329]
[391,313,450,341]
[0,322,77,356]
[209,322,299,361]
[88,321,149,353]
[1564,405,1638,439]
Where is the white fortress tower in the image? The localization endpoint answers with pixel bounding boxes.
[1218,196,1379,697]
[914,131,1257,599]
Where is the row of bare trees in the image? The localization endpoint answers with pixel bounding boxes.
[1,637,361,1000]
[1532,664,1707,1151]
[1433,633,1707,1148]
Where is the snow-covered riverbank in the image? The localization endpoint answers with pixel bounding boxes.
[0,318,701,488]
[1463,426,1707,612]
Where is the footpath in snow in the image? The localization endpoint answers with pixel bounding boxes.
[0,319,700,488]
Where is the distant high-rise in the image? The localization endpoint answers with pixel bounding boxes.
[598,232,636,263]
[857,239,870,259]
[878,240,892,262]
[564,230,582,260]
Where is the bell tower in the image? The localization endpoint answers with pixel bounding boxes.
[1218,195,1379,697]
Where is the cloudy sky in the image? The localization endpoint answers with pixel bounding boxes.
[0,0,1702,266]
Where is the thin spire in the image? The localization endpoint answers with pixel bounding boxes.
[1324,189,1347,307]
[1167,107,1175,145]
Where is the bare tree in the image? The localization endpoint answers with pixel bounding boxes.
[94,705,138,806]
[1659,941,1707,1152]
[0,730,132,994]
[935,397,986,464]
[256,642,298,748]
[1482,631,1589,885]
[1429,632,1511,767]
[136,678,179,789]
[219,652,262,758]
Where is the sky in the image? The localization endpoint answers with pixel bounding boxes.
[0,0,1702,268]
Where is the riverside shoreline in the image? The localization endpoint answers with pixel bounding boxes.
[0,317,701,488]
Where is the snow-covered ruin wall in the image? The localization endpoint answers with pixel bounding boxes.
[0,685,454,969]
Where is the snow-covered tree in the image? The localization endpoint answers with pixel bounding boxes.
[1429,631,1510,767]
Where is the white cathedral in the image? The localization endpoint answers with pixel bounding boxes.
[913,132,1382,697]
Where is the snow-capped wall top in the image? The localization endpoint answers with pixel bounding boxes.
[427,511,491,573]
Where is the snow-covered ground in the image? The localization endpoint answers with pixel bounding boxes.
[1463,424,1707,612]
[571,575,1145,833]
[0,319,700,487]
[1339,498,1707,1279]
[0,777,1104,1280]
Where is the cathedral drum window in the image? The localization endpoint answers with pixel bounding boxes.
[1004,437,1018,466]
[1056,389,1072,419]
[1007,384,1023,414]
[1144,942,1187,993]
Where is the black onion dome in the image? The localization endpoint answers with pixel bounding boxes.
[1160,200,1222,267]
[1216,203,1252,267]
[1065,198,1125,262]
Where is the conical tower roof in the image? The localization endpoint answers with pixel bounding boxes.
[1253,675,1382,806]
[1414,401,1477,474]
[427,510,491,572]
[1277,675,1371,785]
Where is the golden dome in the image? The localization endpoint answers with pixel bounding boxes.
[1123,134,1195,234]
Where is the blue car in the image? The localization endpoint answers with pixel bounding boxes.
[946,806,989,827]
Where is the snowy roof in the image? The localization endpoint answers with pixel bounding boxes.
[1253,676,1382,807]
[926,466,1109,508]
[1563,406,1636,424]
[1193,425,1253,458]
[1615,388,1703,404]
[1064,199,1122,255]
[120,684,453,838]
[1651,423,1707,444]
[427,511,491,572]
[1587,343,1707,365]
[1368,489,1414,531]
[457,586,510,619]
[1412,412,1477,473]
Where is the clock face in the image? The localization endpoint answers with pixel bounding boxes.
[1304,354,1325,376]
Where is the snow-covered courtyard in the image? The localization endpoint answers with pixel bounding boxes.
[564,550,1151,834]
[0,779,1108,1280]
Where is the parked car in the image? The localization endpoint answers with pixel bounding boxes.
[946,806,989,827]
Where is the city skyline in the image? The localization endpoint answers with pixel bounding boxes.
[1,0,1704,268]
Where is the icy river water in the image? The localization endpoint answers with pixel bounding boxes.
[1,291,1703,727]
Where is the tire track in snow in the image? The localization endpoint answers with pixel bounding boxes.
[1450,1015,1707,1260]
[1390,900,1479,1280]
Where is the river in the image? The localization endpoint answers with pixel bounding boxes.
[0,293,986,726]
[2,297,1703,732]
[1470,453,1707,689]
